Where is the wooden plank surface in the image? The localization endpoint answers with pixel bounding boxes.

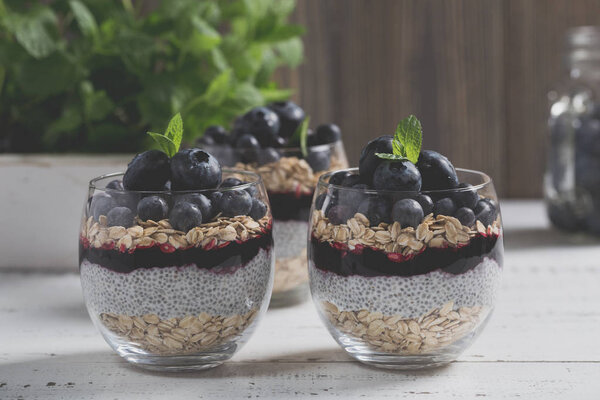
[0,201,599,399]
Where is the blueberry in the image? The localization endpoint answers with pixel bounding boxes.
[106,180,123,190]
[413,194,434,215]
[198,135,214,146]
[329,171,351,186]
[341,174,362,187]
[326,204,353,225]
[358,135,394,185]
[315,124,341,144]
[455,207,476,226]
[203,125,228,144]
[164,181,172,191]
[249,198,267,220]
[306,149,331,172]
[258,147,281,165]
[373,160,422,191]
[221,177,243,187]
[306,129,320,147]
[358,197,391,226]
[170,148,222,190]
[174,193,213,221]
[474,198,497,226]
[220,177,257,197]
[341,184,369,208]
[210,191,223,213]
[90,193,117,221]
[391,199,424,229]
[320,192,339,214]
[416,150,459,190]
[123,150,171,191]
[137,196,169,221]
[453,183,478,209]
[218,189,253,217]
[272,136,288,148]
[106,207,134,228]
[237,107,280,146]
[433,197,457,216]
[169,202,203,232]
[268,101,305,138]
[235,133,261,163]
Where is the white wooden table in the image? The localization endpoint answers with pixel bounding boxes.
[1,200,599,399]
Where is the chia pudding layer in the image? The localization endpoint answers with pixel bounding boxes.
[81,246,274,319]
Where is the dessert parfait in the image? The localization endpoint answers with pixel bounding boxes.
[80,115,274,371]
[199,101,348,305]
[308,115,503,369]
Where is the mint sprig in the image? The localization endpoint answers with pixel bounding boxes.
[290,115,310,157]
[147,113,183,158]
[376,115,422,164]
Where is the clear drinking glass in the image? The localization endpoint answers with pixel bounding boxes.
[308,168,503,369]
[79,169,274,371]
[205,142,348,306]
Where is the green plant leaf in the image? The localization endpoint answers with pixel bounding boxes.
[274,37,303,67]
[147,131,177,157]
[259,87,292,102]
[375,153,409,161]
[203,69,232,106]
[299,116,309,157]
[165,112,183,150]
[7,7,58,59]
[69,1,98,37]
[393,115,422,164]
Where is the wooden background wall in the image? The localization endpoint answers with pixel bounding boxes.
[275,0,600,197]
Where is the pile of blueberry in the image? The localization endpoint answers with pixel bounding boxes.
[198,101,342,172]
[316,136,498,229]
[89,148,268,233]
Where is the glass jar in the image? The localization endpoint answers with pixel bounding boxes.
[205,142,348,306]
[80,169,274,371]
[546,26,600,235]
[308,168,503,369]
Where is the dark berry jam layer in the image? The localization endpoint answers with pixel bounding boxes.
[310,233,502,277]
[268,191,313,221]
[80,232,273,274]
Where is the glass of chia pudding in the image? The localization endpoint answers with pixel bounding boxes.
[80,143,274,371]
[199,102,348,306]
[307,116,504,369]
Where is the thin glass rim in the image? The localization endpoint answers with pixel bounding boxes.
[89,168,264,195]
[317,167,493,196]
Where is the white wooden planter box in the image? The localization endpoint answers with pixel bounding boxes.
[0,155,130,270]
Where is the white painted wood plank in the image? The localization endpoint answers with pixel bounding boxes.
[1,359,598,400]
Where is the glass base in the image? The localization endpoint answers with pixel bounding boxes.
[115,341,238,372]
[269,283,309,308]
[333,311,493,370]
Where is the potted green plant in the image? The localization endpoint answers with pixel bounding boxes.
[0,0,303,269]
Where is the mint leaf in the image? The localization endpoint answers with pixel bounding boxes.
[299,116,310,157]
[147,131,177,157]
[69,1,98,37]
[376,153,409,161]
[394,115,422,164]
[165,113,183,151]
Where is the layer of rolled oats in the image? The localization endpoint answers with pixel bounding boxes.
[234,155,346,194]
[272,251,308,293]
[100,308,257,355]
[312,210,501,257]
[81,214,271,252]
[321,301,485,355]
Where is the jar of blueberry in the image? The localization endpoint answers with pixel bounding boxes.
[80,115,274,371]
[308,115,503,369]
[199,102,348,306]
[546,26,600,235]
